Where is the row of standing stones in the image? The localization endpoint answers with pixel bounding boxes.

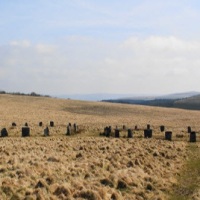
[0,122,196,142]
[0,121,79,137]
[100,125,197,142]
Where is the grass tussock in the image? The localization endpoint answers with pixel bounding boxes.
[0,137,187,199]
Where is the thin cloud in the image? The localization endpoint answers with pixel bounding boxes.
[36,44,56,54]
[9,40,31,48]
[1,36,200,94]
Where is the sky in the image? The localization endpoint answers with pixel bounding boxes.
[1,0,200,96]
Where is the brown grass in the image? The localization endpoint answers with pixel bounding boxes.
[0,94,200,199]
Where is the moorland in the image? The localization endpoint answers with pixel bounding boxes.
[0,94,200,200]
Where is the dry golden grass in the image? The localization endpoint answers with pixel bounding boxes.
[0,94,200,199]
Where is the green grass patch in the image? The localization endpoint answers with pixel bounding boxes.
[169,144,200,200]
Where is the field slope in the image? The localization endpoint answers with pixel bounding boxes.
[0,94,200,199]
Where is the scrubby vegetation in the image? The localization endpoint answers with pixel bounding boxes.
[103,98,177,107]
[0,90,50,97]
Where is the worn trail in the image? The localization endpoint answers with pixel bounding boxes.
[169,143,200,200]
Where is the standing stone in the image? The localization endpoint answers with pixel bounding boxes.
[22,127,30,137]
[44,126,49,136]
[188,126,192,133]
[144,129,148,138]
[50,121,54,127]
[105,126,111,137]
[74,123,77,133]
[149,129,152,138]
[1,128,8,137]
[66,125,71,135]
[190,131,196,142]
[144,129,152,138]
[160,125,165,132]
[165,131,172,141]
[127,129,133,138]
[115,129,120,138]
[12,122,16,127]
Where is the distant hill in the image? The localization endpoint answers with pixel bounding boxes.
[102,92,200,110]
[155,91,200,100]
[56,91,200,101]
[57,93,139,101]
[174,95,200,110]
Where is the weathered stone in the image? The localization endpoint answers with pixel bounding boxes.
[44,126,49,136]
[165,131,172,141]
[115,129,120,138]
[50,121,54,127]
[22,127,30,137]
[190,131,196,142]
[127,129,133,138]
[12,122,16,127]
[144,129,152,138]
[66,125,71,136]
[188,126,192,133]
[1,128,8,137]
[160,125,165,132]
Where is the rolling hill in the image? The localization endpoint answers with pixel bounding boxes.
[102,92,200,110]
[174,94,200,110]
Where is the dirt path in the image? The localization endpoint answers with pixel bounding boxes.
[169,143,200,200]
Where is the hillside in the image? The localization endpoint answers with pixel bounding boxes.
[0,94,200,199]
[103,93,200,110]
[174,95,200,110]
[1,94,200,131]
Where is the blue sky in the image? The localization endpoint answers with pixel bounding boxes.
[1,0,200,96]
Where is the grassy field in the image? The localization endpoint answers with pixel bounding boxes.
[0,94,200,199]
